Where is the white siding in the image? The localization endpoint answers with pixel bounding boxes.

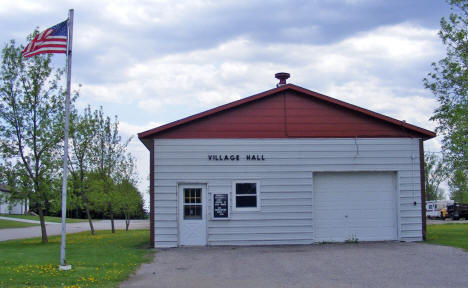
[153,138,422,247]
[0,192,27,215]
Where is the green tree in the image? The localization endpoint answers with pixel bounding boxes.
[85,171,109,218]
[424,152,446,200]
[116,179,144,231]
[0,39,67,243]
[92,107,128,233]
[115,154,143,231]
[85,171,114,220]
[449,169,468,202]
[424,0,467,199]
[68,105,98,234]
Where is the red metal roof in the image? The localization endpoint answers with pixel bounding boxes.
[138,84,436,141]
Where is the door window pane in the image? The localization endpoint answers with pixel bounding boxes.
[184,188,202,219]
[184,188,201,204]
[184,205,202,219]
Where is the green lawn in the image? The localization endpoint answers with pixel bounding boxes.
[0,219,38,229]
[0,230,154,288]
[1,214,87,223]
[426,223,468,251]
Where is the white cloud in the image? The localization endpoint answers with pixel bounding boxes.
[75,24,111,51]
[342,24,440,61]
[101,0,225,27]
[119,121,161,139]
[109,22,441,111]
[0,0,51,14]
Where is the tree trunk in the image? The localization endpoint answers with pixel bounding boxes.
[125,214,130,231]
[109,202,115,233]
[37,203,48,243]
[84,203,95,235]
[80,179,95,235]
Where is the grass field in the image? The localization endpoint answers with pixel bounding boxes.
[0,230,154,288]
[1,214,87,223]
[0,219,38,229]
[426,223,468,251]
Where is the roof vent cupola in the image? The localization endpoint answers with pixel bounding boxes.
[275,72,290,87]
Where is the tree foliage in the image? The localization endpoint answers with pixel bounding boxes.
[114,153,143,231]
[0,38,67,242]
[92,108,129,233]
[424,152,446,201]
[449,169,468,202]
[68,105,98,234]
[0,37,144,238]
[116,179,144,231]
[424,0,467,200]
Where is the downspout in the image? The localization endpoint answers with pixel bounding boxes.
[419,139,426,240]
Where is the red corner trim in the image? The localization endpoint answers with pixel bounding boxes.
[149,142,155,248]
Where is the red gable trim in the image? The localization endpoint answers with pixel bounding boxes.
[149,143,155,247]
[138,84,436,140]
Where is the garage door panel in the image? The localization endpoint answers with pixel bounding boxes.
[349,208,394,218]
[347,191,394,200]
[314,172,397,242]
[316,228,345,241]
[315,192,347,201]
[347,219,393,227]
[315,213,344,220]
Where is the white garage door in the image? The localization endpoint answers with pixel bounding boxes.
[314,172,397,242]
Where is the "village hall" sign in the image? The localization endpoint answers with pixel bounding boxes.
[208,154,265,161]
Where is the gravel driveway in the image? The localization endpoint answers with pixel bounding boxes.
[121,242,468,288]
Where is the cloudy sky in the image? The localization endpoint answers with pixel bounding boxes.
[0,0,451,201]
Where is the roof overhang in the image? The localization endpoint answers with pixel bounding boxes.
[138,84,436,149]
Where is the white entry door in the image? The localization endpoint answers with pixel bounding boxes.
[314,172,397,242]
[179,184,207,246]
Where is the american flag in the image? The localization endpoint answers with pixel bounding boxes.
[22,20,68,58]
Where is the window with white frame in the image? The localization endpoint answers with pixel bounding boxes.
[233,181,260,211]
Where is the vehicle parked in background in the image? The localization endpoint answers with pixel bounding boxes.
[446,203,468,220]
[440,207,448,219]
[426,200,453,219]
[426,201,440,218]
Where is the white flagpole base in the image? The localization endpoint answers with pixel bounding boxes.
[59,265,72,271]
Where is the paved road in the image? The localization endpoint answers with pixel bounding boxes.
[0,219,149,241]
[0,216,59,225]
[121,242,468,288]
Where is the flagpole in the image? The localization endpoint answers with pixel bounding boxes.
[59,8,73,271]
